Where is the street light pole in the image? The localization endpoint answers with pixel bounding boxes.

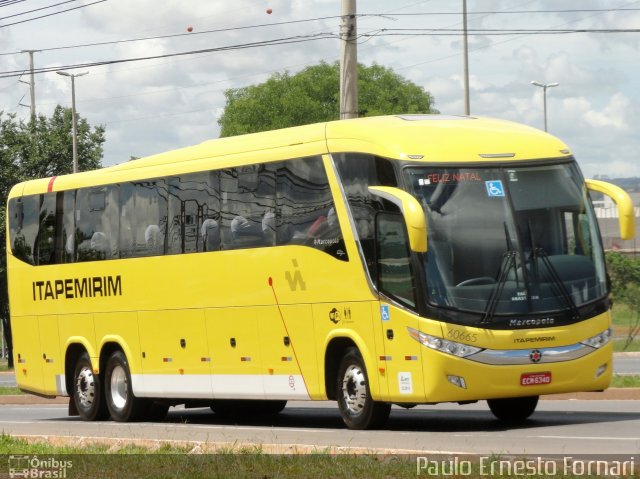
[530,80,559,132]
[57,71,89,173]
[462,0,470,115]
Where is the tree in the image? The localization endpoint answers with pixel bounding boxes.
[0,106,105,368]
[606,252,640,350]
[218,62,437,137]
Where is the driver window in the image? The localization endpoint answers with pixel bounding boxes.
[376,212,416,308]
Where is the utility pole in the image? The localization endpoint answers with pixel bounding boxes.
[462,0,470,115]
[340,0,358,120]
[20,50,40,123]
[57,71,89,173]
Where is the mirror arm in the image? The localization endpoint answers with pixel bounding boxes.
[586,179,636,240]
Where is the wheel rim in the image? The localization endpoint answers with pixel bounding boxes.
[75,366,96,409]
[341,364,367,416]
[109,364,128,410]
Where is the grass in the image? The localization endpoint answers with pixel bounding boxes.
[0,386,22,395]
[0,358,10,372]
[611,302,640,352]
[0,435,422,479]
[3,435,630,479]
[611,374,640,388]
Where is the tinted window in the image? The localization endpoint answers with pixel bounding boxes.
[277,157,346,260]
[121,180,168,257]
[377,213,416,307]
[76,185,119,261]
[8,158,345,264]
[220,165,276,250]
[35,193,57,265]
[59,190,76,263]
[8,196,39,265]
[168,171,220,254]
[334,153,398,273]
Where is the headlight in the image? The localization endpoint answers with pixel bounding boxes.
[580,328,612,349]
[407,327,483,358]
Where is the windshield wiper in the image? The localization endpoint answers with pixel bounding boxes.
[533,247,580,320]
[481,250,517,324]
[526,219,580,320]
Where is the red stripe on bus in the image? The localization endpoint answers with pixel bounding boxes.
[47,176,57,192]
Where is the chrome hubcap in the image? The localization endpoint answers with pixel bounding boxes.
[76,366,96,409]
[341,364,367,415]
[110,365,128,410]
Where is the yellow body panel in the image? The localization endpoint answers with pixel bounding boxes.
[6,115,619,405]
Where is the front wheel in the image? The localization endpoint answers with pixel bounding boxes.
[487,396,539,423]
[73,352,109,421]
[104,350,148,422]
[336,347,390,430]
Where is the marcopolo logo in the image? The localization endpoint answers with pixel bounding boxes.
[8,455,73,478]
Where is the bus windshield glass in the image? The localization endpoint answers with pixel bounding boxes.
[405,162,607,319]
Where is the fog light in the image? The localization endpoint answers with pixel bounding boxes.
[447,375,467,389]
[595,363,608,378]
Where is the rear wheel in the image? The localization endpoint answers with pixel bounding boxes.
[336,347,390,430]
[104,350,149,422]
[488,396,539,422]
[73,352,108,421]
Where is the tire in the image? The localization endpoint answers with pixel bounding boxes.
[488,396,539,423]
[336,347,390,430]
[210,399,287,417]
[73,352,109,421]
[104,350,149,422]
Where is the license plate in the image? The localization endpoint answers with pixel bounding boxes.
[520,372,552,386]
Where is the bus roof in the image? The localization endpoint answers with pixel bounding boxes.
[10,115,572,197]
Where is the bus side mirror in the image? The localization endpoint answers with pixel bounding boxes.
[368,186,427,253]
[586,179,636,240]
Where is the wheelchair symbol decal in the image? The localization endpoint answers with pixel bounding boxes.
[485,180,505,197]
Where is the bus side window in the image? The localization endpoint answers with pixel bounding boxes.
[333,153,399,270]
[8,196,39,265]
[76,186,119,261]
[35,193,57,265]
[60,190,76,263]
[225,164,276,250]
[168,172,220,254]
[277,156,346,260]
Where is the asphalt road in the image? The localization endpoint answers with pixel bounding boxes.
[1,399,639,455]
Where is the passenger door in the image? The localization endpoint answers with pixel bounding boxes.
[374,213,424,402]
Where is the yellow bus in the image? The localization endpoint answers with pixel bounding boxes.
[6,115,635,429]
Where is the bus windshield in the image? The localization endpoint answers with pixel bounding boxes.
[405,162,607,320]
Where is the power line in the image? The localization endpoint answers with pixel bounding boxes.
[366,27,640,36]
[1,7,638,57]
[0,33,336,79]
[0,0,79,21]
[362,8,640,16]
[0,0,106,29]
[0,14,342,56]
[0,0,27,7]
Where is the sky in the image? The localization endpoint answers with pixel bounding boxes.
[0,0,639,178]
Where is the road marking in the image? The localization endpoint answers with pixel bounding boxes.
[538,435,640,441]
